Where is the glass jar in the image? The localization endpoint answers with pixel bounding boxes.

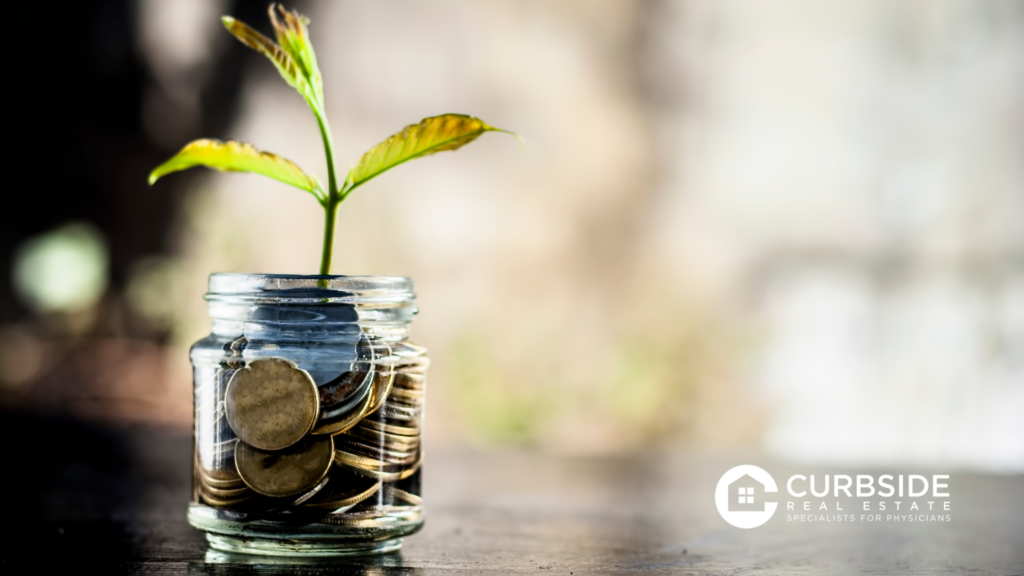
[187,274,427,556]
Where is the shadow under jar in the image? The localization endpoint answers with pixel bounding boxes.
[188,274,427,556]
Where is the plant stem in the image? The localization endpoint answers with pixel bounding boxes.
[316,109,340,275]
[319,202,336,275]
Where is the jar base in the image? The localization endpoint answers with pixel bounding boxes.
[189,504,422,558]
[206,533,403,557]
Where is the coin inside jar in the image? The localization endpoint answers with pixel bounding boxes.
[302,469,380,511]
[319,370,373,416]
[235,435,335,498]
[225,358,319,451]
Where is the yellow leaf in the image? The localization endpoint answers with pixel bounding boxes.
[345,114,516,193]
[148,139,321,198]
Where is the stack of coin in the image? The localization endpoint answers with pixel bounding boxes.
[193,339,428,519]
[334,342,425,486]
[194,447,254,508]
[193,366,254,508]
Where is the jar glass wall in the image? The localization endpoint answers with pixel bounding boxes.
[188,274,427,556]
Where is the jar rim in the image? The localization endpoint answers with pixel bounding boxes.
[206,273,415,305]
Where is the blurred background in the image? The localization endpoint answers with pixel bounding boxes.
[2,0,1022,472]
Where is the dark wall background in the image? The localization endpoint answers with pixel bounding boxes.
[0,0,298,328]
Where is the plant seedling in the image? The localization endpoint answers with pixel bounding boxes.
[149,4,516,274]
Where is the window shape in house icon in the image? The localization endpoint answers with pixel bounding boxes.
[728,474,765,512]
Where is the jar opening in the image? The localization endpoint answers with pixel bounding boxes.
[206,274,415,305]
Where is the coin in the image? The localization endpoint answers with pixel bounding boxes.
[222,335,248,369]
[394,357,429,375]
[225,358,319,451]
[319,371,373,416]
[195,451,245,489]
[363,338,395,358]
[335,436,419,465]
[290,475,330,506]
[200,493,253,508]
[391,342,429,368]
[311,341,382,436]
[388,385,425,404]
[333,447,393,470]
[200,482,252,500]
[391,372,426,391]
[311,361,396,436]
[375,401,421,422]
[342,425,420,451]
[199,474,245,490]
[235,435,335,498]
[356,418,420,437]
[198,485,253,508]
[310,372,378,436]
[359,340,396,418]
[333,449,422,482]
[362,368,396,417]
[197,464,245,488]
[390,487,422,506]
[303,471,381,511]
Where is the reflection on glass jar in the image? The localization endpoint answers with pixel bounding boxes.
[188,274,426,556]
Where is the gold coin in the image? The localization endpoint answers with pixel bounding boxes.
[197,469,245,489]
[312,340,388,436]
[333,449,422,482]
[356,419,420,437]
[199,482,252,500]
[199,490,253,508]
[225,358,319,451]
[319,371,373,416]
[310,372,377,436]
[388,386,424,404]
[394,359,429,375]
[235,435,335,498]
[392,344,430,373]
[342,426,420,452]
[311,364,396,436]
[335,436,419,465]
[390,487,422,506]
[290,475,331,506]
[375,402,421,422]
[391,372,426,391]
[303,472,381,511]
[194,451,245,488]
[333,449,395,470]
[347,462,420,483]
[364,369,396,416]
[360,341,396,419]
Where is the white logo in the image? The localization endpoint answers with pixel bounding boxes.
[715,465,779,529]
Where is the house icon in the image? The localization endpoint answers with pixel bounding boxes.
[728,474,765,512]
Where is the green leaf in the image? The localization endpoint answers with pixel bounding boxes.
[268,5,323,107]
[345,114,515,194]
[148,139,322,199]
[221,15,315,105]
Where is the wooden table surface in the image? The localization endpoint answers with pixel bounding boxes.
[2,408,1021,574]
